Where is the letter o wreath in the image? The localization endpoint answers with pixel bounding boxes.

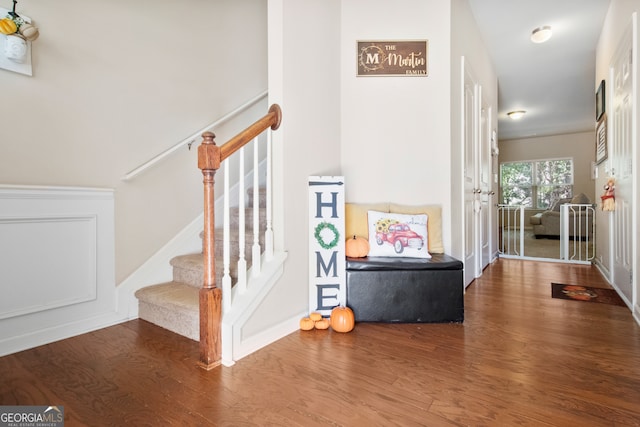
[314,222,340,250]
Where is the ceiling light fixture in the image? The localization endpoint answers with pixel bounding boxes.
[507,110,526,120]
[531,26,552,43]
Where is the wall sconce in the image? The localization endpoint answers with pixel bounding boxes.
[0,0,39,75]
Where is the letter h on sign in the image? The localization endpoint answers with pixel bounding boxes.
[308,176,346,316]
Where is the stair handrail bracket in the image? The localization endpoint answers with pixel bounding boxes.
[196,104,282,369]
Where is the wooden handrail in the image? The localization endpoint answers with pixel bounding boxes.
[196,104,282,370]
[220,104,282,161]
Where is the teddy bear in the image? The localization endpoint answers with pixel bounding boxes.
[600,177,615,211]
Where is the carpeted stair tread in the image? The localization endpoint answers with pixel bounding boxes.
[171,253,239,288]
[135,282,199,341]
[135,281,199,310]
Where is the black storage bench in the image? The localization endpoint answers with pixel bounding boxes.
[345,254,464,323]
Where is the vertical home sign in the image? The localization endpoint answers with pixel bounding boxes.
[308,176,346,317]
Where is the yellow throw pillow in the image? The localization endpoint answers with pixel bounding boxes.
[389,203,444,253]
[345,202,389,239]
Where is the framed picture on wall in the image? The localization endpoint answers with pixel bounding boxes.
[596,80,605,121]
[595,115,607,164]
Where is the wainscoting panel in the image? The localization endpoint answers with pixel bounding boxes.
[0,185,118,356]
[0,215,97,320]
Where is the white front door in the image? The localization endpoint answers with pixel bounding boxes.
[610,20,635,305]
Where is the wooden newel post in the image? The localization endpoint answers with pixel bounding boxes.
[197,131,222,370]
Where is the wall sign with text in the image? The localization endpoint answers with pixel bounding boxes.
[308,176,346,317]
[357,40,428,76]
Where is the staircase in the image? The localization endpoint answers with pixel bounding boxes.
[135,103,282,368]
[135,188,266,342]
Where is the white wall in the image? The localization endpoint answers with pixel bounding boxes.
[241,0,343,336]
[340,0,453,253]
[0,0,268,284]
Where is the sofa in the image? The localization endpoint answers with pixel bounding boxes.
[529,193,594,239]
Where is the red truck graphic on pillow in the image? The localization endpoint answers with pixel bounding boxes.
[374,219,425,254]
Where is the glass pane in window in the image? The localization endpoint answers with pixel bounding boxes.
[536,159,573,185]
[502,186,532,207]
[501,162,533,186]
[537,185,573,209]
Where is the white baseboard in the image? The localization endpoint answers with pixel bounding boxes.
[0,311,127,357]
[227,311,303,367]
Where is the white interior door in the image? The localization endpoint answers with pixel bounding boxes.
[610,20,635,304]
[463,59,481,287]
[480,104,492,270]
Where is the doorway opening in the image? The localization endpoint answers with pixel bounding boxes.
[497,203,596,264]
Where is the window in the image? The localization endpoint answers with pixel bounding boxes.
[500,159,573,209]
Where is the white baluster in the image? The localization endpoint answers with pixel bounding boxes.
[252,136,262,277]
[265,129,274,260]
[237,147,247,293]
[222,163,232,312]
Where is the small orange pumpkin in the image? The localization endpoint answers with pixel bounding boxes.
[309,312,323,322]
[299,317,315,331]
[345,235,369,258]
[314,318,330,330]
[330,306,355,333]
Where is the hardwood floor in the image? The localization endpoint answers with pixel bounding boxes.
[2,259,639,426]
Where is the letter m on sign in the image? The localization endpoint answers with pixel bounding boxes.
[308,176,346,317]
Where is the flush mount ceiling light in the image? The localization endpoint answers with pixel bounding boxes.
[531,26,552,43]
[507,110,526,120]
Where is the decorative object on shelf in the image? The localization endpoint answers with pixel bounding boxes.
[1,0,38,75]
[601,177,615,211]
[345,235,369,258]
